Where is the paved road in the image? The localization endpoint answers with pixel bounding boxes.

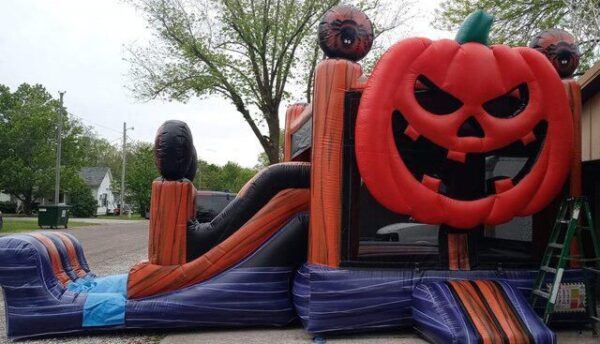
[5,216,147,225]
[159,328,600,343]
[0,222,598,344]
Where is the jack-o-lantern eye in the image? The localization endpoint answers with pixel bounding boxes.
[414,75,463,115]
[483,83,529,119]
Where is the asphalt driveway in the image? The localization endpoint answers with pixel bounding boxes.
[0,221,597,343]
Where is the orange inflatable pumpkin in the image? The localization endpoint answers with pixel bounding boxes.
[355,11,573,228]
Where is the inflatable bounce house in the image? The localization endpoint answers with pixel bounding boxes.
[1,7,599,343]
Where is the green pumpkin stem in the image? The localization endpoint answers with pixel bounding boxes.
[455,10,494,45]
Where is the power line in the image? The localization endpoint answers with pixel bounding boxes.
[68,112,122,134]
[109,137,122,146]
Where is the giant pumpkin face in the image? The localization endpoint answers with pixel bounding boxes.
[355,12,573,229]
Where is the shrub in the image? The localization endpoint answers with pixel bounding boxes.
[68,179,98,218]
[0,201,17,214]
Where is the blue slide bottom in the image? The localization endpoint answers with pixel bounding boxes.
[412,280,555,344]
[79,274,128,327]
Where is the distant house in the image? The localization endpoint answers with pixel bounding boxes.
[79,167,116,215]
[0,192,10,203]
[579,60,600,221]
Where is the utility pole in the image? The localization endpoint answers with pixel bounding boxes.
[120,122,134,215]
[54,91,66,205]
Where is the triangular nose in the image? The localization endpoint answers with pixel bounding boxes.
[457,117,484,138]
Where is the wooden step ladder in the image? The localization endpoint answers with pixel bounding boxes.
[530,197,600,332]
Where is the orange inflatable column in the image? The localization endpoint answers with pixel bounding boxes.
[148,179,196,266]
[308,59,363,267]
[564,80,583,267]
[564,80,582,196]
[283,104,308,162]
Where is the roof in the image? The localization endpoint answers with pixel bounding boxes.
[79,167,111,187]
[579,60,600,102]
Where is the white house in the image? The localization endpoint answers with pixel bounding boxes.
[79,167,117,215]
[0,192,10,202]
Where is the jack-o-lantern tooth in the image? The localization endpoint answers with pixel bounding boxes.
[447,150,467,163]
[404,125,420,141]
[422,175,441,192]
[520,131,536,146]
[494,178,514,194]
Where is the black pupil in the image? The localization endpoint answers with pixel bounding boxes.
[340,26,356,45]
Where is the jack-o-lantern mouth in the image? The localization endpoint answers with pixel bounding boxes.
[392,111,548,201]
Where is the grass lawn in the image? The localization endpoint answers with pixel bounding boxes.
[0,218,96,234]
[95,214,145,220]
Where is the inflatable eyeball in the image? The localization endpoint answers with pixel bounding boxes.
[318,5,374,62]
[530,28,580,79]
[154,120,196,181]
[355,11,573,228]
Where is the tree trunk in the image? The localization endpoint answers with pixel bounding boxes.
[23,194,33,215]
[265,110,281,165]
[265,144,279,165]
[305,44,321,103]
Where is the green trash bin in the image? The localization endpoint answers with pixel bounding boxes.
[38,205,70,229]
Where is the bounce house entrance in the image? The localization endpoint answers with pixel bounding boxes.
[341,89,549,270]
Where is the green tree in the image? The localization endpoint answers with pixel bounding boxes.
[128,0,412,164]
[195,160,256,192]
[436,0,600,71]
[128,0,337,165]
[80,135,122,176]
[0,83,90,214]
[67,177,98,218]
[124,142,157,213]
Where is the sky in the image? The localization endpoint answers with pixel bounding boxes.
[0,0,448,167]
